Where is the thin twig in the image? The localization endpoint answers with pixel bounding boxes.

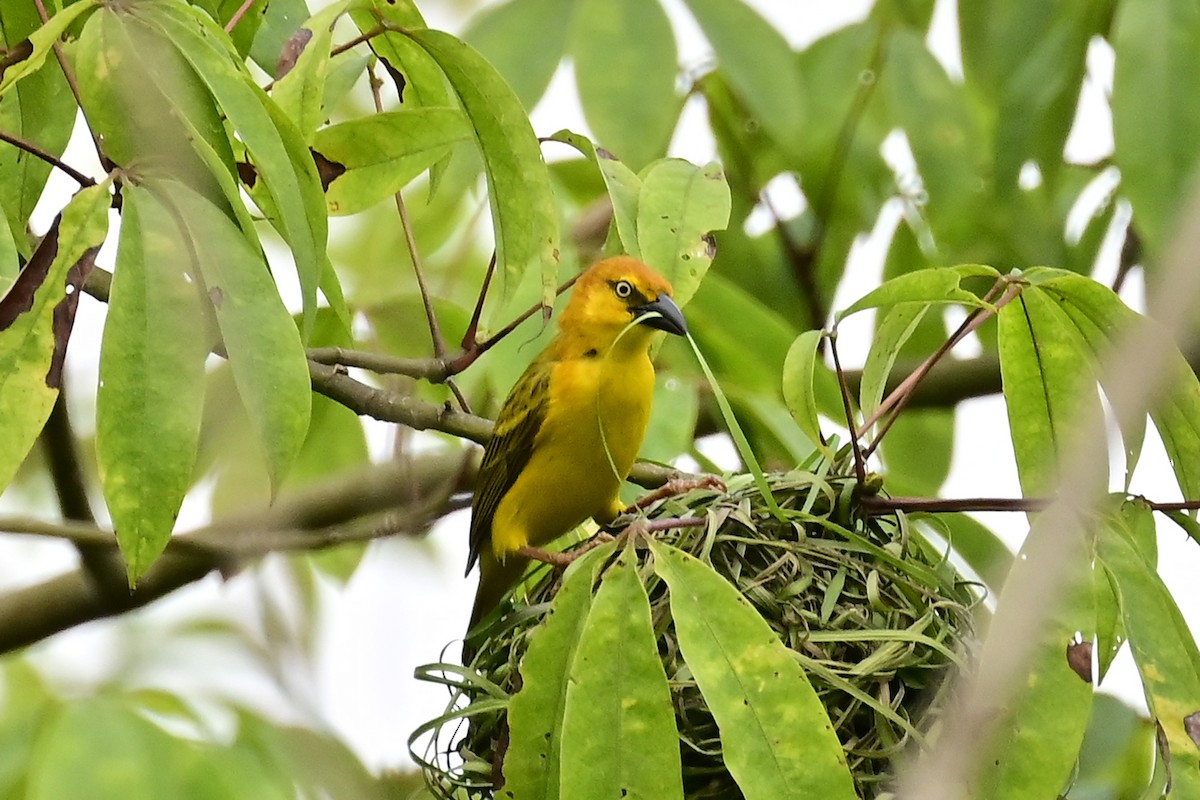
[861,277,1018,457]
[0,128,94,187]
[462,251,498,350]
[828,331,866,485]
[368,63,448,362]
[223,0,256,33]
[33,0,105,166]
[331,24,386,58]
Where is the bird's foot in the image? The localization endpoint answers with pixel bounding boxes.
[516,534,614,569]
[625,474,726,514]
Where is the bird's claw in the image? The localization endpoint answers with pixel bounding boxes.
[625,474,726,513]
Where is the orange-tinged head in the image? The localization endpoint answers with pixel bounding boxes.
[557,257,688,339]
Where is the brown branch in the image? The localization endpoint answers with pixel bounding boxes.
[0,453,465,654]
[33,0,105,167]
[307,347,451,381]
[367,63,447,362]
[40,395,128,594]
[223,0,256,33]
[0,128,94,187]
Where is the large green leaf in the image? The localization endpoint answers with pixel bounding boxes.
[504,543,614,800]
[97,184,209,583]
[463,0,577,111]
[560,549,683,800]
[681,0,804,160]
[880,408,954,495]
[27,698,195,800]
[571,0,679,171]
[1100,516,1200,795]
[0,1,79,257]
[139,0,329,337]
[973,526,1095,799]
[1112,0,1200,256]
[159,179,311,494]
[1039,272,1200,505]
[311,108,470,216]
[880,30,990,262]
[403,27,560,320]
[0,183,109,495]
[650,540,857,800]
[637,159,730,309]
[73,4,235,208]
[997,284,1106,498]
[349,1,448,110]
[959,0,1109,190]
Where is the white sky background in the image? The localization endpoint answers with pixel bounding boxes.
[2,0,1197,774]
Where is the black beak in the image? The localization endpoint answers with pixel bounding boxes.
[632,294,688,336]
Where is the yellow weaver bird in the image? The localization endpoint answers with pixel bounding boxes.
[465,256,687,638]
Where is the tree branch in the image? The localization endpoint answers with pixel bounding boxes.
[0,453,465,654]
[0,128,94,187]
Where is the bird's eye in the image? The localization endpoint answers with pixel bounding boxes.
[614,280,633,298]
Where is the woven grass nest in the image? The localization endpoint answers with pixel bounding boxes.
[419,470,976,798]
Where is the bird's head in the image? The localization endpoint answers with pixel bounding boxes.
[558,257,688,349]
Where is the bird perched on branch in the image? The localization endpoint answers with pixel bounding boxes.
[464,256,688,646]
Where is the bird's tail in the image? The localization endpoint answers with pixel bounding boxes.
[463,550,529,663]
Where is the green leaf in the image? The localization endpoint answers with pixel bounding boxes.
[571,0,679,171]
[959,0,1109,190]
[546,129,643,258]
[464,0,577,111]
[1100,517,1200,795]
[680,0,804,159]
[560,549,683,800]
[97,184,208,583]
[0,1,97,98]
[349,1,448,110]
[27,698,194,800]
[0,183,109,495]
[997,285,1106,498]
[859,302,929,425]
[504,543,615,800]
[140,0,328,337]
[0,2,78,257]
[1039,272,1200,503]
[637,159,730,308]
[403,26,560,317]
[1112,0,1200,256]
[879,30,990,260]
[880,408,954,495]
[0,200,17,288]
[781,329,828,457]
[159,179,311,494]
[650,541,857,800]
[311,108,471,216]
[0,662,56,797]
[73,5,235,206]
[249,0,309,74]
[270,0,348,143]
[836,265,994,321]
[640,373,700,466]
[974,527,1094,799]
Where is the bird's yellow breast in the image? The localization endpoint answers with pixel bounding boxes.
[488,348,655,559]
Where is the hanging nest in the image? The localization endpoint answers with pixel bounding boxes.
[415,470,977,798]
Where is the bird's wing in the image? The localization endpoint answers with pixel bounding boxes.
[465,357,553,575]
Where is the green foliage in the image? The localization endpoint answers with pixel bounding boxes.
[2,0,1200,797]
